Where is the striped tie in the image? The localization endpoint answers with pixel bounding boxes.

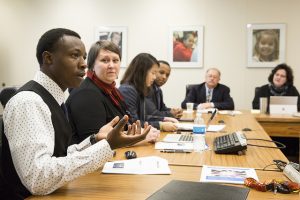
[206,89,212,103]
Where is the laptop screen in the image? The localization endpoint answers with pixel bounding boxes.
[269,96,298,114]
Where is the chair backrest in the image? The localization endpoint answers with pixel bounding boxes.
[0,87,18,108]
[254,87,260,97]
[185,84,198,97]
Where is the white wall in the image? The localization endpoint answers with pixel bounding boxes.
[1,0,299,110]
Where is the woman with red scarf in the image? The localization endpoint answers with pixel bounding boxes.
[66,41,159,144]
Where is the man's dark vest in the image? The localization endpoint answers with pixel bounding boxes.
[0,80,72,199]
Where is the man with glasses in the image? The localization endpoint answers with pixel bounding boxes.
[181,68,234,110]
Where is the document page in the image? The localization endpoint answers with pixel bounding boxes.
[102,156,171,175]
[200,165,258,184]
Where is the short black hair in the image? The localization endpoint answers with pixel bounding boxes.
[36,28,81,65]
[158,60,170,68]
[268,63,294,86]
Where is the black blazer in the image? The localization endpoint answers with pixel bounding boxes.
[66,78,129,144]
[181,83,234,110]
[252,84,300,111]
[145,84,173,119]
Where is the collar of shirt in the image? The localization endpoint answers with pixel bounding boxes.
[34,71,65,105]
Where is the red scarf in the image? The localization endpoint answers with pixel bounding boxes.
[87,70,124,109]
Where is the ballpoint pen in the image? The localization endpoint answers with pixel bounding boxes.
[160,149,192,153]
[207,109,217,126]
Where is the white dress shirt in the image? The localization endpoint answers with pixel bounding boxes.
[3,71,114,195]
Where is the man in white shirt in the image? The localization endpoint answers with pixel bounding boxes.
[0,28,150,199]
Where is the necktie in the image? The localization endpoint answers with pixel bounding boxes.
[61,103,69,121]
[206,89,212,103]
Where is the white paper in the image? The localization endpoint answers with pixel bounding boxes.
[251,109,260,114]
[200,165,258,184]
[218,110,242,115]
[196,108,216,114]
[176,123,225,132]
[155,142,194,150]
[206,125,226,132]
[102,156,171,175]
[293,112,300,117]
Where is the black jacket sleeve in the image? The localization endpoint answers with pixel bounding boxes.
[119,84,160,129]
[213,86,234,110]
[66,89,108,143]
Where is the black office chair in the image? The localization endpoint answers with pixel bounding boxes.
[254,86,260,97]
[0,87,18,108]
[185,84,198,97]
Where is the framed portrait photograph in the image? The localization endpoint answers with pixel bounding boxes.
[169,26,204,68]
[95,26,127,67]
[247,23,286,68]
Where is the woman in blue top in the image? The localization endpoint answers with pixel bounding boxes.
[119,53,178,132]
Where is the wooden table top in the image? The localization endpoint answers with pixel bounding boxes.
[26,111,298,199]
[27,166,299,200]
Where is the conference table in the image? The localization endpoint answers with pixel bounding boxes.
[27,111,299,200]
[255,113,300,138]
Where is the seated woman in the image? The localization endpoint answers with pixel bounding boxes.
[252,63,300,111]
[66,41,159,144]
[252,63,300,163]
[119,53,178,132]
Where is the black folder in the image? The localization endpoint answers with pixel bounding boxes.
[146,180,250,200]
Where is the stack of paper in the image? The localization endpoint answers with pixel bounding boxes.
[102,156,171,174]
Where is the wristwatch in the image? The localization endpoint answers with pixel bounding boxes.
[90,134,97,145]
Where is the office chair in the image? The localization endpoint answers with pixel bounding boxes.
[185,84,198,97]
[254,87,260,97]
[0,87,18,108]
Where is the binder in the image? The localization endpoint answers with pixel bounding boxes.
[146,180,249,200]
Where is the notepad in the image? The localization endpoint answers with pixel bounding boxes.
[146,180,250,200]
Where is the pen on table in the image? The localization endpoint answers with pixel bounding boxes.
[207,109,217,125]
[160,149,192,153]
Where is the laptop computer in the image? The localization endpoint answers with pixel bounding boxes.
[269,96,298,115]
[162,133,194,143]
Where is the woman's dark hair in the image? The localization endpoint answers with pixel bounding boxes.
[87,40,121,70]
[268,63,294,86]
[36,28,81,65]
[121,53,159,96]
